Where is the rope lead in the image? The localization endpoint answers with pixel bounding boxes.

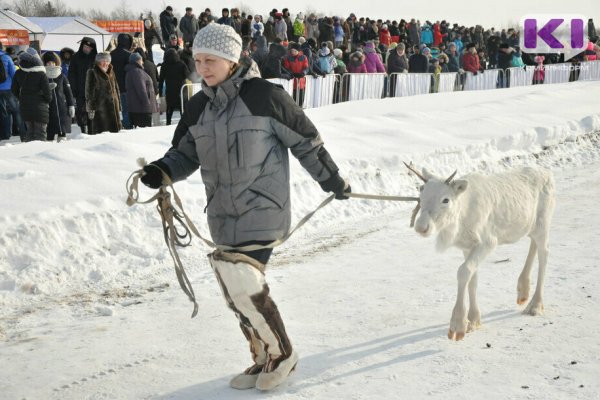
[126,165,420,318]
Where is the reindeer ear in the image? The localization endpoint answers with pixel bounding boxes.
[451,179,468,195]
[422,168,435,181]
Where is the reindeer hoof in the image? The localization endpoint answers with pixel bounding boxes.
[523,302,544,316]
[447,330,465,341]
[467,321,481,333]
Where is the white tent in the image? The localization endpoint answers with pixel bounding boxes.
[27,17,112,52]
[0,9,45,43]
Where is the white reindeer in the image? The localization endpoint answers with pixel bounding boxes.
[405,163,555,341]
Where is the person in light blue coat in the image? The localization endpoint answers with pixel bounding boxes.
[420,22,434,46]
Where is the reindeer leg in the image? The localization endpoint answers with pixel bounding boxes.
[467,270,481,332]
[449,243,494,341]
[517,239,537,305]
[523,235,548,316]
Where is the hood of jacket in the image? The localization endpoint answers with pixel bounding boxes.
[269,43,287,58]
[117,33,134,50]
[21,66,47,73]
[77,37,97,53]
[45,65,62,79]
[124,62,144,73]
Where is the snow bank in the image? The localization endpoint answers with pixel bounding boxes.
[1,81,600,312]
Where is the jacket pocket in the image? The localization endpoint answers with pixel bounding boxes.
[248,183,284,209]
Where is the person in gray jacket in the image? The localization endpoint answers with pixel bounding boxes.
[140,23,350,392]
[179,7,198,48]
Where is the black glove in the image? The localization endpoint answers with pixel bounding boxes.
[319,173,351,200]
[140,160,171,189]
[293,72,304,78]
[473,71,478,75]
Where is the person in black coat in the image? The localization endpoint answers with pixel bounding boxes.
[68,37,97,133]
[11,49,52,142]
[408,45,429,72]
[110,33,134,129]
[260,43,291,79]
[125,52,156,128]
[159,6,178,44]
[42,51,75,142]
[158,48,190,125]
[143,18,164,63]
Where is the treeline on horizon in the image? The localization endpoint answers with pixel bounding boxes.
[1,0,518,30]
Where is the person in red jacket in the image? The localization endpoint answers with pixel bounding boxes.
[379,24,392,50]
[282,42,309,105]
[433,23,445,47]
[462,42,481,74]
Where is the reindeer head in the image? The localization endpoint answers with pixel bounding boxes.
[404,162,468,237]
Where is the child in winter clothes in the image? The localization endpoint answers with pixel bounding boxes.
[282,42,309,105]
[251,15,264,39]
[347,50,367,73]
[363,41,386,73]
[12,48,52,142]
[379,24,392,49]
[42,51,75,142]
[533,55,545,84]
[333,48,347,74]
[316,46,337,75]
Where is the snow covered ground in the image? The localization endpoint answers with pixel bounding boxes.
[1,81,600,399]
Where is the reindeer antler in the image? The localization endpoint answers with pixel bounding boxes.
[403,161,427,182]
[444,170,458,184]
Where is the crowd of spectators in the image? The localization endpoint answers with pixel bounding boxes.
[1,6,599,141]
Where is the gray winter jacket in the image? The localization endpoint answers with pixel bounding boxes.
[160,59,340,246]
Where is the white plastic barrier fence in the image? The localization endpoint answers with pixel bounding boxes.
[578,61,600,81]
[463,69,501,91]
[390,73,431,97]
[437,72,458,93]
[543,63,571,84]
[507,66,535,87]
[180,79,297,110]
[342,73,387,101]
[302,74,339,109]
[180,83,203,111]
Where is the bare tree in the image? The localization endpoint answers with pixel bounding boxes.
[110,3,135,20]
[88,8,110,21]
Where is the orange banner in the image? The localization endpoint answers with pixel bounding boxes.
[92,20,144,33]
[0,29,30,46]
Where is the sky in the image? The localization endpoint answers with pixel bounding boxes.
[61,0,600,29]
[1,80,600,399]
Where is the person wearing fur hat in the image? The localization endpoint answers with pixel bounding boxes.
[85,52,121,134]
[125,52,156,128]
[347,50,367,73]
[42,51,75,142]
[11,48,52,142]
[140,23,350,392]
[58,47,74,78]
